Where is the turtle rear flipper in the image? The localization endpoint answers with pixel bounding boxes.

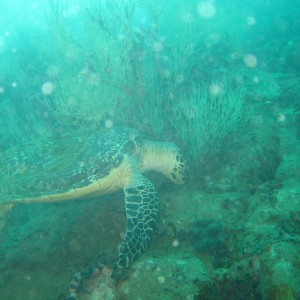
[117,175,159,268]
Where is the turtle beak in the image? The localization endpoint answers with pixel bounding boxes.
[172,152,188,184]
[180,163,188,184]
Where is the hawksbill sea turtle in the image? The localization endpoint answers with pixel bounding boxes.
[0,127,187,269]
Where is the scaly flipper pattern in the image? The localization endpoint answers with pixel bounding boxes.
[118,175,159,268]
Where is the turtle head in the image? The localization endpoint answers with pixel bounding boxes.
[140,141,188,184]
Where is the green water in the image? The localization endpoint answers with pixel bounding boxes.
[0,1,299,299]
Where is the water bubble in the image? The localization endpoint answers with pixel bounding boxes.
[153,41,164,52]
[277,114,286,123]
[150,22,159,31]
[145,260,157,271]
[197,1,216,19]
[11,82,17,88]
[117,34,126,41]
[105,119,113,128]
[243,54,257,68]
[157,275,165,284]
[162,70,171,79]
[247,16,256,26]
[0,87,5,93]
[78,161,85,167]
[209,83,222,96]
[176,74,184,84]
[41,81,55,95]
[172,239,180,247]
[169,92,175,100]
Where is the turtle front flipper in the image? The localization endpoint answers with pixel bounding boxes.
[117,175,159,269]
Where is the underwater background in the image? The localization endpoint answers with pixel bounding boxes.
[0,0,300,299]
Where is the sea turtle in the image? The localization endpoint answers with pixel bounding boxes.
[0,127,187,268]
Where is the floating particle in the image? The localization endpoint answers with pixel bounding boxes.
[162,70,171,79]
[153,41,164,52]
[169,92,175,100]
[277,114,286,123]
[105,119,113,128]
[157,275,165,284]
[247,16,256,26]
[209,83,222,96]
[41,81,55,95]
[78,161,85,168]
[197,1,216,19]
[172,239,180,247]
[176,74,184,84]
[243,54,257,68]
